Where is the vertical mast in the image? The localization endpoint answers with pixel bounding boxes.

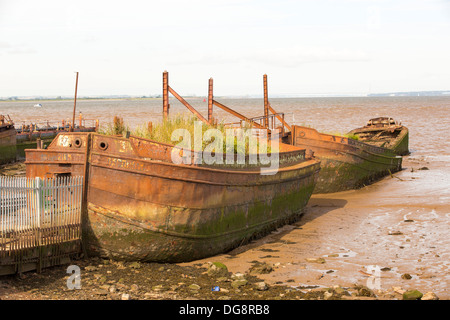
[71,72,79,132]
[163,71,169,120]
[263,74,269,128]
[208,78,213,124]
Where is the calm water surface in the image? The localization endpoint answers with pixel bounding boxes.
[1,96,450,156]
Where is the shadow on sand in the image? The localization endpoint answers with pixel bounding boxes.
[225,197,348,256]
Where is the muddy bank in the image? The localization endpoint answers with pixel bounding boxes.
[181,155,448,300]
[0,256,428,301]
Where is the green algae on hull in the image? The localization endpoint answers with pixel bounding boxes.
[84,181,316,263]
[290,125,402,194]
[0,145,17,165]
[0,116,17,165]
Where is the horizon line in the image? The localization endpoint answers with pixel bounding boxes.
[1,90,450,101]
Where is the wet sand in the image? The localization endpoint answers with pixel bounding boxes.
[181,155,449,299]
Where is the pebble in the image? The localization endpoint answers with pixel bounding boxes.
[248,262,274,275]
[401,273,412,280]
[421,292,439,300]
[95,289,108,296]
[255,282,268,291]
[324,291,333,300]
[305,258,326,264]
[207,262,229,278]
[392,287,405,295]
[231,273,246,280]
[121,293,130,300]
[129,262,142,269]
[231,279,248,289]
[130,284,139,291]
[403,290,423,300]
[188,284,201,290]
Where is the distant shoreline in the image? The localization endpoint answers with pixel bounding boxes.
[1,91,450,103]
[0,97,162,103]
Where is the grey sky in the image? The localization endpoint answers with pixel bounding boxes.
[0,0,449,97]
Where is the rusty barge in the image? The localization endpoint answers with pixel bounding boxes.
[25,132,320,262]
[234,75,408,194]
[0,115,16,165]
[25,72,321,262]
[15,115,99,160]
[288,124,404,193]
[347,117,409,156]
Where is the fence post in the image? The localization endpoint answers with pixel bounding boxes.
[35,177,44,273]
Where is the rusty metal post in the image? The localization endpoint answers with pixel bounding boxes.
[163,71,169,120]
[79,112,83,128]
[71,72,79,132]
[263,74,269,128]
[208,78,213,124]
[80,133,92,258]
[148,121,153,134]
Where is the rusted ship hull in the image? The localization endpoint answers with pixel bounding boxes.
[26,132,320,262]
[347,118,409,156]
[290,125,402,194]
[0,121,16,165]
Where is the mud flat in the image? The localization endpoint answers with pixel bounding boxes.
[182,155,448,300]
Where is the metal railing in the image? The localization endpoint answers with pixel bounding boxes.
[0,176,83,275]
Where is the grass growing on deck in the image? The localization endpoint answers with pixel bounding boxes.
[99,115,272,154]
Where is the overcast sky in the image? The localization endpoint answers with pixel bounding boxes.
[1,0,449,97]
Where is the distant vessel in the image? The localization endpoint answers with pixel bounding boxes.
[34,103,42,108]
[15,115,99,160]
